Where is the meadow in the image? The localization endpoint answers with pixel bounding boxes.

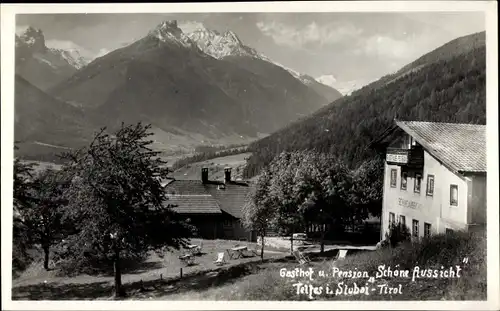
[156,231,486,301]
[12,238,287,300]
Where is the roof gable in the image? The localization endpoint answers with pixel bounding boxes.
[396,121,486,173]
[205,182,252,219]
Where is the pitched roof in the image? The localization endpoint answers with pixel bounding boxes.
[205,183,251,219]
[396,121,486,173]
[164,179,252,218]
[167,194,222,214]
[164,180,210,195]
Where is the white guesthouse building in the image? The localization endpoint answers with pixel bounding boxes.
[373,121,486,240]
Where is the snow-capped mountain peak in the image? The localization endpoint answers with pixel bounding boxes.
[50,48,90,70]
[44,39,97,69]
[178,21,258,59]
[177,21,341,99]
[316,75,338,86]
[316,74,376,96]
[149,20,194,48]
[223,30,242,45]
[265,58,319,85]
[177,21,209,33]
[16,25,95,74]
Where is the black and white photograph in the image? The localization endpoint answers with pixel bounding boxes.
[1,2,498,310]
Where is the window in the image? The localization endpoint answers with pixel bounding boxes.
[223,219,233,228]
[400,172,408,190]
[424,223,431,237]
[390,169,397,188]
[389,212,395,226]
[412,219,419,238]
[403,135,412,148]
[446,228,454,235]
[399,215,406,227]
[450,185,458,206]
[426,175,435,196]
[414,174,422,193]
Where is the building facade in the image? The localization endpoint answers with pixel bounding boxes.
[375,121,486,240]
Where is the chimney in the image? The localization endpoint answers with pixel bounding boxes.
[224,167,232,183]
[201,167,208,184]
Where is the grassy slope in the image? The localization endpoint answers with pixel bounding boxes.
[12,230,485,300]
[170,152,252,180]
[163,231,486,300]
[12,238,288,299]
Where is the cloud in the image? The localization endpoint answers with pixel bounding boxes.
[15,25,30,35]
[361,35,414,59]
[96,48,110,58]
[46,39,84,51]
[256,20,362,49]
[45,39,101,60]
[359,32,442,61]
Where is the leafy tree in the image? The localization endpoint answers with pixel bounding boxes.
[249,150,383,254]
[349,157,385,219]
[20,168,69,270]
[12,153,37,271]
[242,167,276,260]
[60,123,193,297]
[293,152,352,253]
[267,152,308,254]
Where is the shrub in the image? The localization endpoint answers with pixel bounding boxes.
[385,221,411,247]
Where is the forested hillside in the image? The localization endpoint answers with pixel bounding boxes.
[243,32,486,178]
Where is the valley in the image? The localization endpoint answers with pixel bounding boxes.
[13,20,341,164]
[169,152,252,180]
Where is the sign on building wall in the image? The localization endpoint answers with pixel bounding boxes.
[386,153,408,164]
[398,198,422,209]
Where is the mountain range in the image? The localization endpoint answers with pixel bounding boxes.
[243,31,486,178]
[316,75,378,96]
[14,21,343,161]
[178,21,342,102]
[15,27,93,90]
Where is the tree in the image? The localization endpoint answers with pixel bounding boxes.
[267,152,308,254]
[20,168,69,270]
[350,157,384,219]
[264,151,381,254]
[242,167,276,260]
[60,123,193,297]
[294,152,352,253]
[12,153,37,271]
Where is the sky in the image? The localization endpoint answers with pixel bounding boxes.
[16,12,485,82]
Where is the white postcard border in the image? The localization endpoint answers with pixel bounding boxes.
[1,2,498,310]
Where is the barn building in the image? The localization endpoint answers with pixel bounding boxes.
[162,167,256,241]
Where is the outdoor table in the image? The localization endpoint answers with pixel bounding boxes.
[179,253,194,265]
[186,244,201,255]
[228,246,248,259]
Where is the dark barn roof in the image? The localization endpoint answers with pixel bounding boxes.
[167,194,222,214]
[164,178,252,218]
